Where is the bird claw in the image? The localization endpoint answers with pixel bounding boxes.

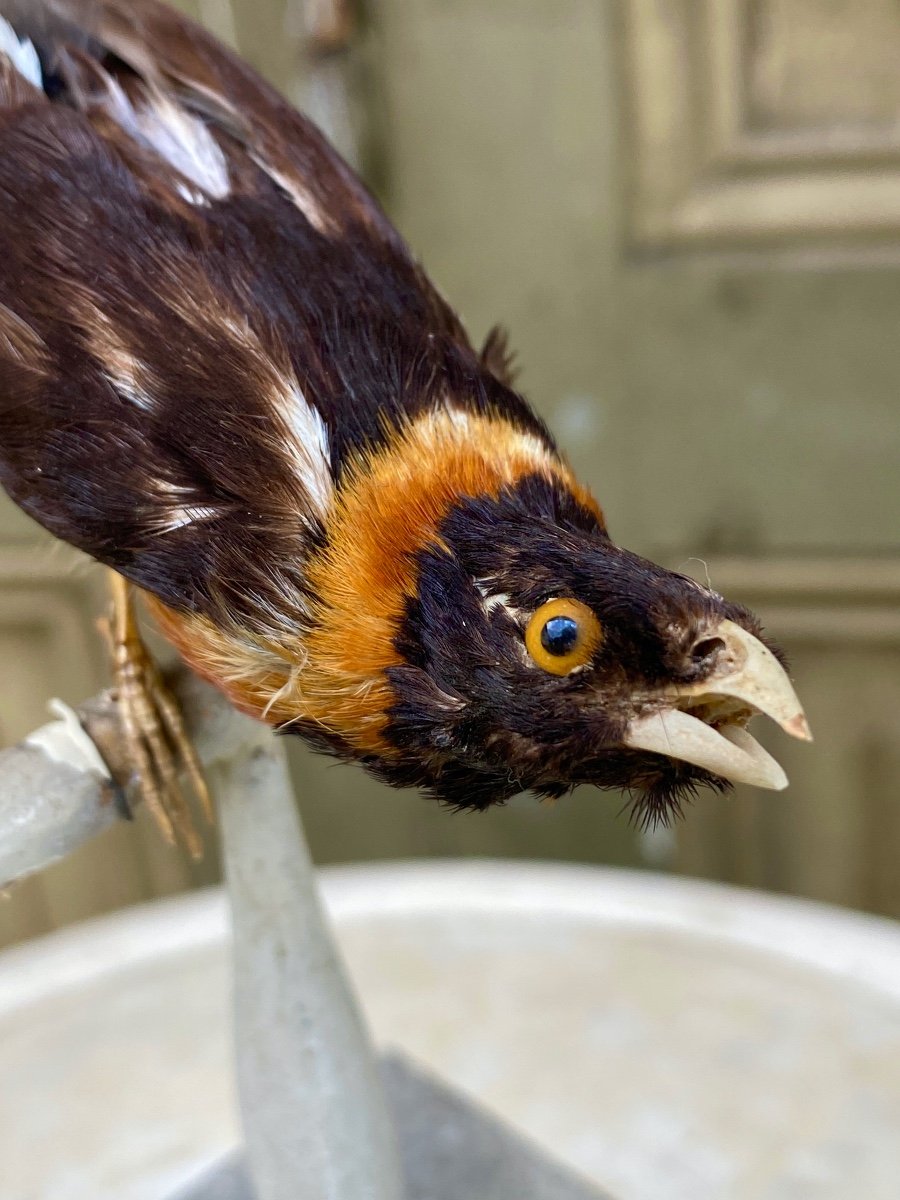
[103,574,212,858]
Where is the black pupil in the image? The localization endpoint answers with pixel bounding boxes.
[540,615,580,657]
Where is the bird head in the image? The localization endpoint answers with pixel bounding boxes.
[377,471,809,819]
[256,404,812,822]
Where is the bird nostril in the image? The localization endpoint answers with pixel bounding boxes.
[690,636,727,667]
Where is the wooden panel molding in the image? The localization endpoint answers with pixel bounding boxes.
[625,0,900,250]
[679,555,900,643]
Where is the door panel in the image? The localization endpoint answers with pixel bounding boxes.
[620,0,900,556]
[372,0,900,912]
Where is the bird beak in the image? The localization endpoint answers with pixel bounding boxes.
[622,620,811,790]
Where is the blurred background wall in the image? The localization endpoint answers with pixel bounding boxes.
[1,0,899,947]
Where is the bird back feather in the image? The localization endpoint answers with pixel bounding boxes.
[0,0,547,647]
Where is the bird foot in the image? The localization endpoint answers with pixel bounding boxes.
[102,573,212,858]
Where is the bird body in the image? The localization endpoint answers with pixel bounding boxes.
[0,0,809,824]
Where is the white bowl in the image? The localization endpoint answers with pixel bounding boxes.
[1,860,899,1200]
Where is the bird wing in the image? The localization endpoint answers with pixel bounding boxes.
[0,0,471,633]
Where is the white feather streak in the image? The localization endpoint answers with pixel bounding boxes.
[272,379,332,519]
[97,344,156,410]
[101,75,229,200]
[158,504,219,533]
[475,582,524,623]
[252,157,330,233]
[0,17,42,88]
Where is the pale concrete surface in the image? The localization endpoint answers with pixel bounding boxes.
[0,862,899,1200]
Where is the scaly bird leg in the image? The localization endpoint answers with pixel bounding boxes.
[103,571,212,858]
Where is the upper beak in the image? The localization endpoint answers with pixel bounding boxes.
[622,620,811,791]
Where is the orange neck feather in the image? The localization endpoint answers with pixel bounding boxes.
[147,408,602,753]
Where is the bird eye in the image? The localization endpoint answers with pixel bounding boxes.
[525,598,602,676]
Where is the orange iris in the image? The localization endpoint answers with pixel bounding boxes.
[524,598,603,676]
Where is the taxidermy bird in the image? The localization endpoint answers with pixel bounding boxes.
[0,0,809,855]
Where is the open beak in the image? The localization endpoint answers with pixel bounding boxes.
[623,621,811,791]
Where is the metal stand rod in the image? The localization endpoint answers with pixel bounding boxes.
[217,736,404,1200]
